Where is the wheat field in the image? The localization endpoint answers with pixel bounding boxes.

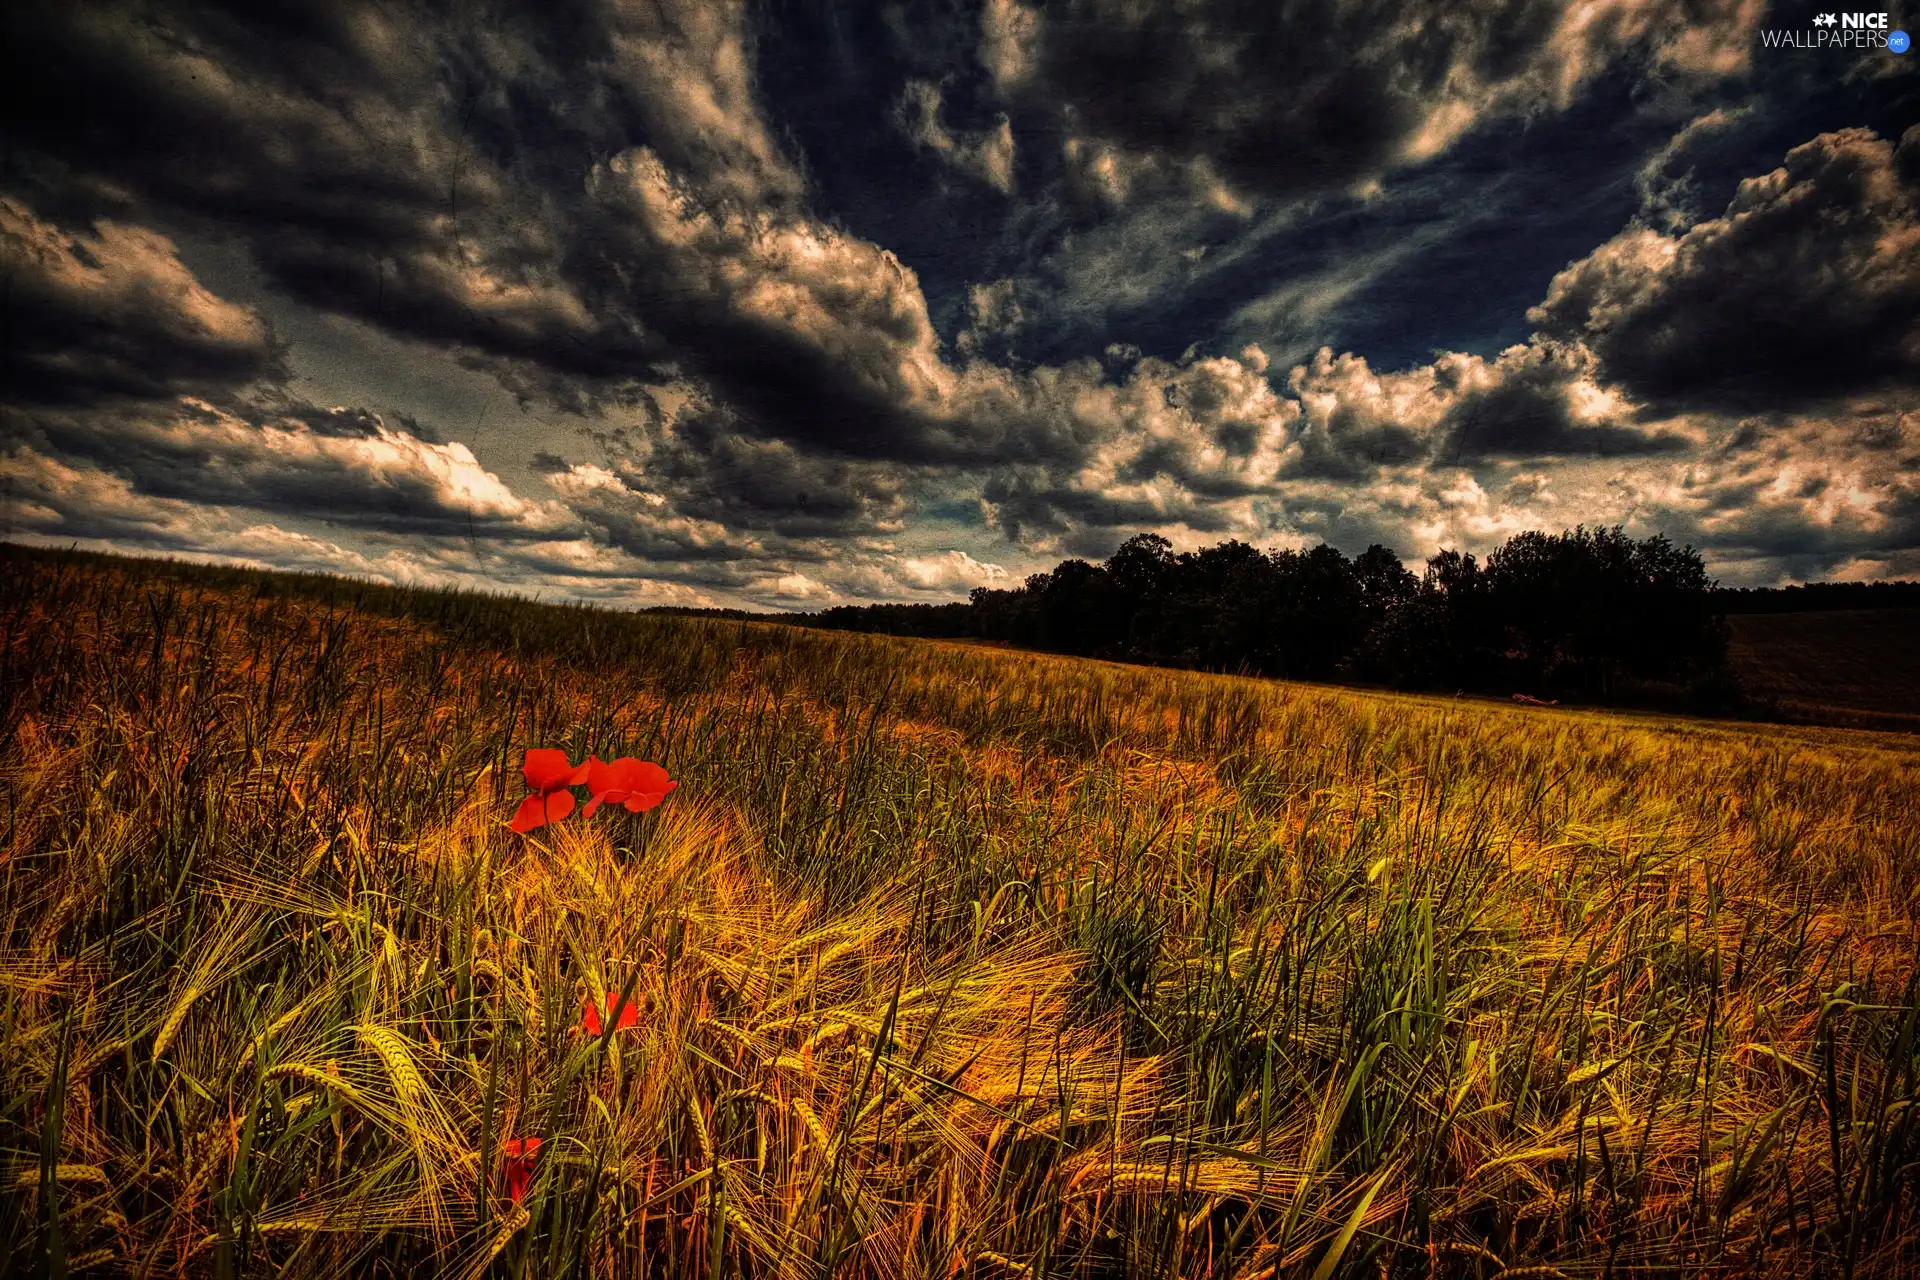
[2,545,1918,1278]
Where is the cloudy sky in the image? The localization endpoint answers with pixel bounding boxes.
[2,0,1917,607]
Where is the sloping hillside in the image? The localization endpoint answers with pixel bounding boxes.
[4,545,1919,1276]
[1727,608,1920,731]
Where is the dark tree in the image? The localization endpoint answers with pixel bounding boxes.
[798,526,1733,710]
[1482,527,1722,696]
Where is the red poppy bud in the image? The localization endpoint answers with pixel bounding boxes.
[501,1136,542,1204]
[583,990,640,1037]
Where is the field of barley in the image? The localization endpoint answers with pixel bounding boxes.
[1726,610,1920,734]
[3,544,1918,1279]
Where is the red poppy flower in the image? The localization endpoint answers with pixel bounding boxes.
[583,990,640,1037]
[511,749,589,833]
[501,1136,541,1204]
[581,756,676,817]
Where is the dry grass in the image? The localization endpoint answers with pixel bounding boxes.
[3,544,1919,1278]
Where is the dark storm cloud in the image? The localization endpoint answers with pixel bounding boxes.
[573,399,910,543]
[0,0,997,471]
[1,196,286,407]
[1532,126,1920,412]
[14,397,572,538]
[1649,474,1920,583]
[981,462,1242,545]
[272,402,422,441]
[577,148,969,462]
[997,0,1757,201]
[0,0,994,569]
[945,0,1773,381]
[4,0,1757,479]
[3,0,723,386]
[0,193,561,538]
[0,443,443,581]
[957,348,1310,542]
[1282,340,1684,486]
[546,478,763,570]
[1437,342,1691,460]
[1580,402,1920,584]
[4,0,1915,592]
[647,415,908,539]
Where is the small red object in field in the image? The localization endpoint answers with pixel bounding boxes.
[582,756,676,817]
[512,749,589,833]
[501,1136,542,1204]
[583,990,640,1037]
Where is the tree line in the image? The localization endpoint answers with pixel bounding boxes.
[797,527,1744,708]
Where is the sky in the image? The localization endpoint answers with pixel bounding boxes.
[2,0,1918,608]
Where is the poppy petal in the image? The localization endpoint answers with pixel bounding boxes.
[623,769,675,811]
[580,793,605,819]
[585,756,625,797]
[542,790,576,825]
[522,748,579,793]
[582,997,603,1037]
[613,997,639,1030]
[510,794,551,833]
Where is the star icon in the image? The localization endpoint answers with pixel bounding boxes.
[1812,12,1837,25]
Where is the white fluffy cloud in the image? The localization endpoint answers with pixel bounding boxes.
[894,549,1010,591]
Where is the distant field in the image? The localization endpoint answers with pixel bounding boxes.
[3,546,1919,1277]
[1727,608,1920,732]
